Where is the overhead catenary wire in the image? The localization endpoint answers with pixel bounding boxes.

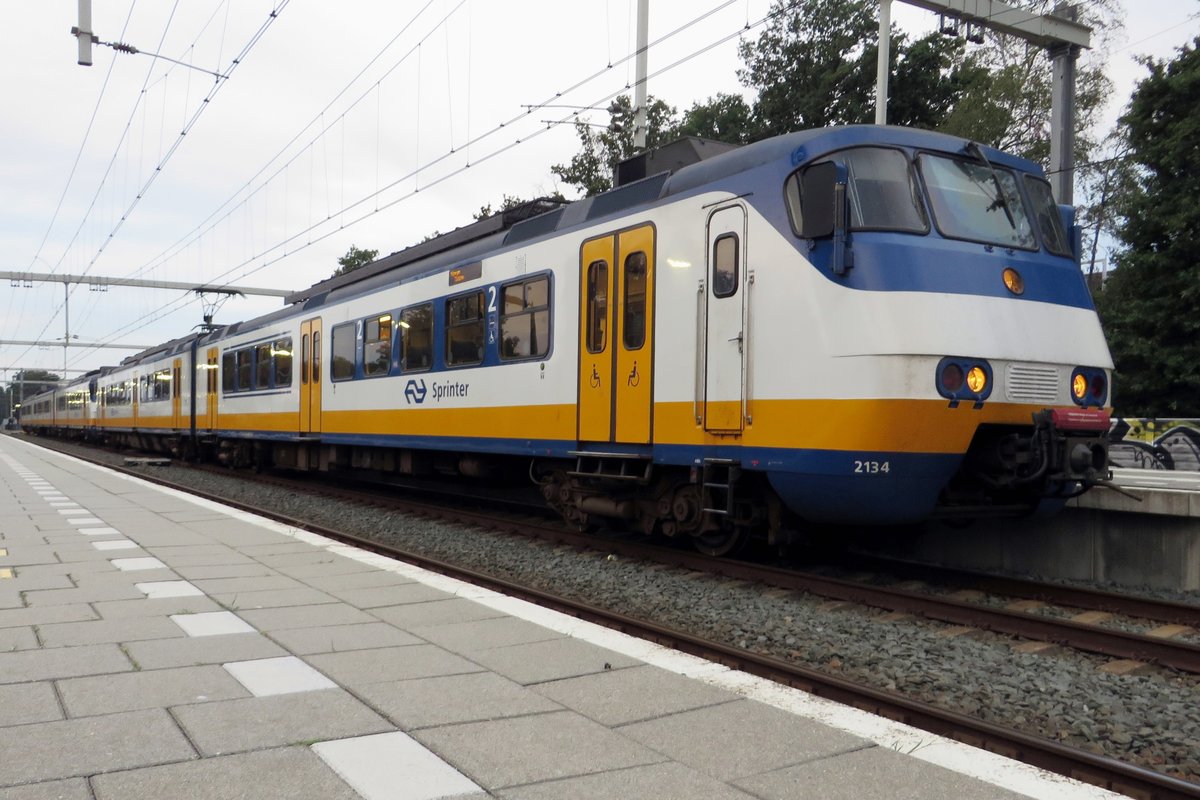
[64,2,788,367]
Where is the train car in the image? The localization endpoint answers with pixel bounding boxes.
[25,125,1113,553]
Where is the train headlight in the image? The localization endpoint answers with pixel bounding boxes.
[936,358,993,403]
[1072,374,1088,401]
[1070,367,1108,407]
[966,366,987,394]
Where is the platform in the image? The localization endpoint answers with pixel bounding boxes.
[0,433,1115,800]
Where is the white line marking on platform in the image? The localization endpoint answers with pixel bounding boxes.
[57,509,88,515]
[67,517,104,526]
[172,611,256,637]
[49,501,76,507]
[224,656,337,696]
[79,527,121,536]
[112,557,167,571]
[314,731,482,800]
[135,580,203,599]
[92,539,139,551]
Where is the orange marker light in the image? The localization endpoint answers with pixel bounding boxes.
[1002,267,1024,295]
[1072,373,1088,400]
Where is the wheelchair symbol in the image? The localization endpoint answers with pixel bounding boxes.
[627,362,639,387]
[589,365,601,388]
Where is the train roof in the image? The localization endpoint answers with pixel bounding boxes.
[95,125,1048,358]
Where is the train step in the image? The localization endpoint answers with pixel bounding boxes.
[701,458,741,516]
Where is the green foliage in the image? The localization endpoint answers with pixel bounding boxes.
[1095,38,1200,416]
[550,95,679,196]
[333,245,379,278]
[676,93,757,144]
[474,193,566,221]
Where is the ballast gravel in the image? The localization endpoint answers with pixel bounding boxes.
[20,436,1200,785]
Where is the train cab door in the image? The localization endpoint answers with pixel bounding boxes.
[171,358,183,429]
[577,225,656,444]
[205,348,218,430]
[300,318,323,435]
[704,205,747,433]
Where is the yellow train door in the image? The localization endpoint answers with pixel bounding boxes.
[300,318,323,434]
[577,225,655,444]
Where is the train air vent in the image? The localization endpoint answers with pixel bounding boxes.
[1005,364,1059,404]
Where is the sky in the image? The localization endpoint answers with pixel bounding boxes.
[1,0,1196,382]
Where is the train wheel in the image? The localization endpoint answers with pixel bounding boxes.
[692,525,746,557]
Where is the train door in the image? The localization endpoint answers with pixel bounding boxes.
[577,225,656,444]
[206,348,218,430]
[704,205,747,433]
[300,318,323,434]
[171,358,183,429]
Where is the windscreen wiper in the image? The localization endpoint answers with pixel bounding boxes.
[966,141,1016,229]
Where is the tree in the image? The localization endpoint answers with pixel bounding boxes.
[551,95,679,196]
[6,370,61,416]
[675,93,757,144]
[1094,38,1200,417]
[333,245,378,278]
[474,193,566,221]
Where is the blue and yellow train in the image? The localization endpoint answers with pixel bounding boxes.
[22,125,1113,553]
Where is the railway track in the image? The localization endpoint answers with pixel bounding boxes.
[18,435,1200,799]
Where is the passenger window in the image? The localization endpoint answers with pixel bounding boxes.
[623,252,647,350]
[446,292,485,366]
[712,234,738,298]
[330,323,355,381]
[312,331,321,383]
[363,314,392,377]
[301,335,309,385]
[256,344,272,389]
[400,304,433,371]
[236,350,252,391]
[586,260,608,354]
[500,276,551,360]
[273,338,293,387]
[222,353,234,392]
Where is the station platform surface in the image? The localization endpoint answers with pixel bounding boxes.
[0,433,1117,800]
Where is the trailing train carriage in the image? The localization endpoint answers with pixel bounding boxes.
[22,125,1113,554]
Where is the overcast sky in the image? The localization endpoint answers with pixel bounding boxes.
[1,0,1196,381]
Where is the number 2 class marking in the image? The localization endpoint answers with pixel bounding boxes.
[854,460,890,474]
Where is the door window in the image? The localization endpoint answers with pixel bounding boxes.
[622,252,647,350]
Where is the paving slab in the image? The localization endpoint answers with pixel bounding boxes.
[0,626,39,651]
[468,636,642,685]
[0,708,196,786]
[266,621,422,655]
[173,688,394,756]
[90,746,361,800]
[370,597,508,630]
[190,575,305,594]
[123,632,288,670]
[0,642,132,683]
[308,644,483,687]
[23,583,147,608]
[532,664,740,726]
[57,664,251,717]
[414,710,666,789]
[0,779,93,800]
[175,563,280,580]
[357,671,562,729]
[497,761,760,800]
[37,615,187,648]
[211,586,339,610]
[732,744,1029,800]
[92,595,221,619]
[171,611,257,637]
[238,602,377,630]
[0,682,62,726]
[314,731,485,800]
[302,569,416,593]
[619,699,870,783]
[412,615,565,655]
[322,582,452,609]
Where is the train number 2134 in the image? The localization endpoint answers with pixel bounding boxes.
[854,460,890,474]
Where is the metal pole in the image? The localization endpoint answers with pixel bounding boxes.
[633,0,649,150]
[76,0,93,66]
[63,280,70,378]
[1048,4,1079,204]
[876,0,892,125]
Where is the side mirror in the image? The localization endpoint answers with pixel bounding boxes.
[799,161,838,239]
[1058,203,1082,266]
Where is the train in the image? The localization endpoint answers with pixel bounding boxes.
[19,124,1113,554]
